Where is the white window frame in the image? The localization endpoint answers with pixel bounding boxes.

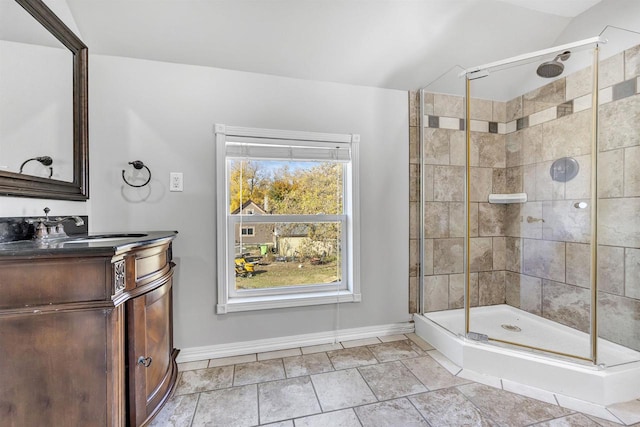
[215,124,361,313]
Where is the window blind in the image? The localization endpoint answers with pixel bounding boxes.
[226,138,351,162]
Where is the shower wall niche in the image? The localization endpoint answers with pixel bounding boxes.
[409,42,640,355]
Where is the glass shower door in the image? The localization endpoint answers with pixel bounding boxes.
[465,44,599,362]
[418,66,469,338]
[595,26,640,368]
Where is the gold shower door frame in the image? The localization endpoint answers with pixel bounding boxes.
[463,44,601,364]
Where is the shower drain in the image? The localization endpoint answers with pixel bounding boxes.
[501,324,522,332]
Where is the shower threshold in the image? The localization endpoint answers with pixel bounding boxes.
[415,304,640,406]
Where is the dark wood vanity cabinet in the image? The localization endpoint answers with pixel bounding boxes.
[126,244,178,427]
[0,233,178,427]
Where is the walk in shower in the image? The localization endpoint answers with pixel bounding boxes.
[412,27,640,406]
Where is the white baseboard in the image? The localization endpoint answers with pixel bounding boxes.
[177,322,415,363]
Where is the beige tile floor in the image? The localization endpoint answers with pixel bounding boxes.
[152,334,640,426]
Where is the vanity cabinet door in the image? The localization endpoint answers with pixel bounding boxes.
[127,275,178,427]
[0,307,125,427]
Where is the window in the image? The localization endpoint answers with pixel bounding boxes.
[215,124,360,313]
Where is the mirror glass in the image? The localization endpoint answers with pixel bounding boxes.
[0,0,73,181]
[0,0,88,200]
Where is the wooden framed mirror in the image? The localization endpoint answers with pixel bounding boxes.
[0,0,88,200]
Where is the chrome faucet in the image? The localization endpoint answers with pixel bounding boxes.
[27,207,85,240]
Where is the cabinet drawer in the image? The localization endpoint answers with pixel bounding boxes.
[128,243,172,290]
[0,258,109,308]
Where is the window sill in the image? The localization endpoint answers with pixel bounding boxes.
[216,290,361,314]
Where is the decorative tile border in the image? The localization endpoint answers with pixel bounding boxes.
[557,101,573,118]
[516,116,529,130]
[613,78,636,100]
[422,77,638,135]
[425,115,465,131]
[574,93,592,113]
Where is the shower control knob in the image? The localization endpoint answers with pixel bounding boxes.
[574,202,588,209]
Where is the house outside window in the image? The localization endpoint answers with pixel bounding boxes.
[215,124,360,313]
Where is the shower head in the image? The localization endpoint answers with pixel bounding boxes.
[536,51,571,78]
[536,60,564,78]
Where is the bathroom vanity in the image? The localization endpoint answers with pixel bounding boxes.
[0,231,178,426]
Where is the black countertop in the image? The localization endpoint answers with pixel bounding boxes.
[0,230,178,257]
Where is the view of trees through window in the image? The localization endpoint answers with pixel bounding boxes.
[229,159,344,291]
[228,160,343,215]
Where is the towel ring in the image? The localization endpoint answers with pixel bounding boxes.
[122,160,151,187]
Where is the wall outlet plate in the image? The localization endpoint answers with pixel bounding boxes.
[170,172,183,192]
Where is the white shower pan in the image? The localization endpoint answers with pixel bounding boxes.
[415,304,640,406]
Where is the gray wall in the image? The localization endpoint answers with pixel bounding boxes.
[87,54,410,349]
[1,53,410,351]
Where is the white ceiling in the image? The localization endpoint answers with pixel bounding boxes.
[497,0,601,17]
[56,0,606,91]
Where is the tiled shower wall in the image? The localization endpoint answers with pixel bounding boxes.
[409,44,640,352]
[408,91,509,314]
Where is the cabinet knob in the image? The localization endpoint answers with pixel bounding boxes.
[137,356,153,368]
